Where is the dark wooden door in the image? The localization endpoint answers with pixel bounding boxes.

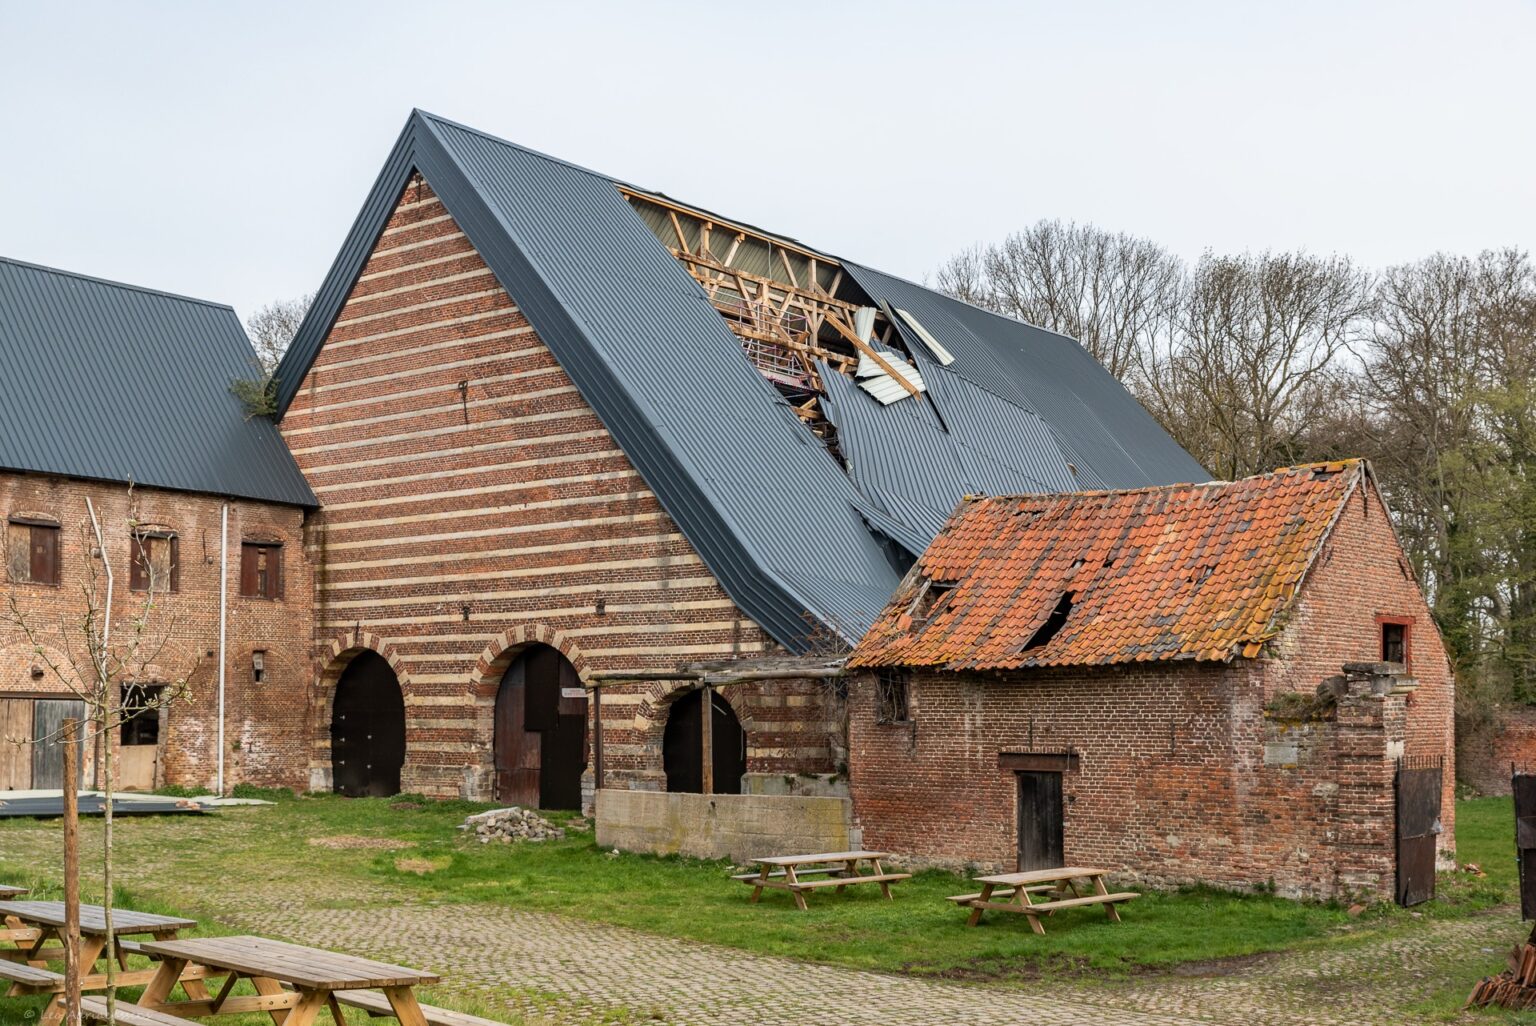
[494,660,541,808]
[31,699,85,790]
[1016,771,1064,872]
[1396,755,1443,906]
[1515,770,1536,919]
[330,652,406,797]
[663,689,745,794]
[539,657,587,811]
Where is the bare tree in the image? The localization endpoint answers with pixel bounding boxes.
[1138,251,1374,479]
[935,220,1182,379]
[245,292,313,375]
[3,490,195,1024]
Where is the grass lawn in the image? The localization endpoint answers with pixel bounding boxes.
[0,792,1521,1022]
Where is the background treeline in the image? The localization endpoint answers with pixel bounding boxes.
[936,224,1536,732]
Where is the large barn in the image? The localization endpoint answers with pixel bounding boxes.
[269,110,1206,804]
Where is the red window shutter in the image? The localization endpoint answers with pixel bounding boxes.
[271,546,283,599]
[32,526,59,585]
[129,535,147,592]
[169,536,180,593]
[239,544,258,597]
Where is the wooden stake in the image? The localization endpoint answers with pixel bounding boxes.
[62,717,80,1026]
[700,686,713,796]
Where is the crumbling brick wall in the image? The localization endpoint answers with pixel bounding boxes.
[1459,707,1536,795]
[847,660,1410,900]
[0,473,311,791]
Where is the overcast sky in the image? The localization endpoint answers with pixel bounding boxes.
[4,0,1532,328]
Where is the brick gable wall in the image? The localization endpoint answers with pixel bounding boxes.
[0,473,310,790]
[281,174,838,798]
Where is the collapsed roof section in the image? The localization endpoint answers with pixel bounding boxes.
[276,111,1206,651]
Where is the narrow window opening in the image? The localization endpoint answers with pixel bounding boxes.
[1382,622,1408,666]
[1023,592,1075,652]
[875,669,911,724]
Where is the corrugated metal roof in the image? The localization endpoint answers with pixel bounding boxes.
[275,110,1206,648]
[0,257,316,507]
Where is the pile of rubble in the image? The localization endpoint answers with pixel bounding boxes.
[1468,941,1536,1010]
[459,806,566,844]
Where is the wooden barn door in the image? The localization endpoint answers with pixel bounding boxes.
[494,659,540,808]
[1016,771,1065,872]
[1395,755,1443,906]
[31,699,85,790]
[0,699,33,790]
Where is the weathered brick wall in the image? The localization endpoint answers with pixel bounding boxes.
[0,473,311,791]
[281,173,838,798]
[1262,475,1456,852]
[1459,707,1536,795]
[846,660,1407,900]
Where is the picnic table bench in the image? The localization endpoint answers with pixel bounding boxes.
[948,866,1138,933]
[0,900,202,1025]
[0,885,27,900]
[135,934,443,1026]
[733,851,911,911]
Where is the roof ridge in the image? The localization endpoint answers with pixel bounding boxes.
[963,458,1365,505]
[0,254,236,312]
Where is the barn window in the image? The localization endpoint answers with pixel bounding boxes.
[875,669,910,724]
[120,683,164,746]
[1381,620,1410,667]
[240,542,282,599]
[7,518,60,585]
[129,532,179,593]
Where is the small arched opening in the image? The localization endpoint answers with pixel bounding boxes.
[663,688,746,794]
[494,644,587,810]
[330,651,405,797]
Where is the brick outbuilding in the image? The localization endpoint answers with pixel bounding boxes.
[847,460,1454,902]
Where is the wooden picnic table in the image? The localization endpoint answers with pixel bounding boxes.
[135,934,441,1026]
[0,900,201,1025]
[733,850,911,911]
[947,866,1139,933]
[0,886,26,900]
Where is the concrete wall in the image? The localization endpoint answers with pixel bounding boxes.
[595,788,855,863]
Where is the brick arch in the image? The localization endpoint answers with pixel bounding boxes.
[0,642,82,696]
[472,623,591,699]
[628,679,760,752]
[308,631,411,789]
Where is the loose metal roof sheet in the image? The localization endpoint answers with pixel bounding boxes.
[0,257,316,507]
[850,461,1368,671]
[276,111,1206,649]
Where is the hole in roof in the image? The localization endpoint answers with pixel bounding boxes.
[913,580,957,622]
[1022,591,1075,652]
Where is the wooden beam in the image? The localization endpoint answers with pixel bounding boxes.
[701,685,714,795]
[622,187,836,267]
[825,315,922,399]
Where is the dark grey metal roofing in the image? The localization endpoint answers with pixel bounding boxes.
[276,111,1205,649]
[845,262,1210,490]
[0,257,317,507]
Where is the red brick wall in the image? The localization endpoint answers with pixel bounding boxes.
[1261,474,1456,847]
[0,473,311,791]
[281,173,837,798]
[1459,707,1536,795]
[847,661,1408,900]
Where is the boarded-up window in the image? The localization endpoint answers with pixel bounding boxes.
[129,533,179,593]
[240,542,282,599]
[7,519,59,585]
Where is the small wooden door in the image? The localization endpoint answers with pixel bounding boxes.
[1016,771,1064,872]
[31,699,85,790]
[0,700,33,790]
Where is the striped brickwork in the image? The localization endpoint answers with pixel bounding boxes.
[282,174,839,797]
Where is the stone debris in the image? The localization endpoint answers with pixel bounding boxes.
[459,806,565,844]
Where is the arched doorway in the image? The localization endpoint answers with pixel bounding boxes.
[330,651,405,797]
[494,645,587,810]
[663,689,746,794]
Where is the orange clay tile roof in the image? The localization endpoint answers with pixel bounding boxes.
[848,460,1369,671]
